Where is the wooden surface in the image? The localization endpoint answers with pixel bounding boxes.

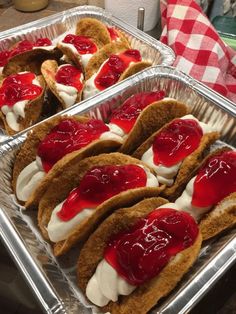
[0,0,104,32]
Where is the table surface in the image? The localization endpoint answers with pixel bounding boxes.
[0,1,235,314]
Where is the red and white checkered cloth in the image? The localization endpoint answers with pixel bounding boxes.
[160,0,236,103]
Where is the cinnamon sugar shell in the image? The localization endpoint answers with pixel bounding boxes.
[41,60,83,109]
[77,197,202,314]
[37,153,164,256]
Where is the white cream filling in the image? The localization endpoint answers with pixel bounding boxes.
[86,201,179,307]
[175,176,211,221]
[83,71,100,100]
[1,75,41,131]
[59,42,94,68]
[16,156,45,202]
[47,165,158,242]
[33,45,55,51]
[55,65,84,108]
[99,123,125,143]
[0,67,3,75]
[86,259,136,307]
[141,114,216,187]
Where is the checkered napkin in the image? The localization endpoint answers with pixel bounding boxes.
[160,0,236,103]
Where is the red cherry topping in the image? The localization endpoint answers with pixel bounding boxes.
[57,164,147,221]
[55,65,83,91]
[9,40,34,58]
[62,34,97,55]
[0,73,42,108]
[34,38,52,47]
[107,27,119,41]
[192,150,236,207]
[0,51,11,67]
[153,119,203,167]
[94,49,142,91]
[0,37,52,67]
[110,91,165,133]
[105,207,198,286]
[37,119,109,172]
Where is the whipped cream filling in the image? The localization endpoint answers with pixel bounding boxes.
[100,123,126,142]
[33,45,55,51]
[1,76,41,131]
[16,156,45,202]
[47,165,159,242]
[55,65,84,108]
[175,176,211,221]
[59,42,94,68]
[86,259,136,307]
[141,114,216,187]
[86,201,179,307]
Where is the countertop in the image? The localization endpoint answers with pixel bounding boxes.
[0,1,235,314]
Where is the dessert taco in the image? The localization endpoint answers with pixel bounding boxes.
[13,115,123,207]
[38,153,164,256]
[83,42,149,99]
[174,147,236,240]
[106,93,190,154]
[41,60,84,109]
[77,197,202,314]
[133,114,220,200]
[76,18,129,47]
[0,72,45,135]
[3,48,62,77]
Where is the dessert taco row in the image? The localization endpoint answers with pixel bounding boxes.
[11,91,236,313]
[0,18,151,135]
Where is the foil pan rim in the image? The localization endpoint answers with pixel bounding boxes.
[0,65,235,314]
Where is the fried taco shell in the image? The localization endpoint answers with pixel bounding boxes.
[0,75,46,135]
[133,118,220,201]
[119,99,190,154]
[38,153,164,256]
[3,48,62,76]
[77,197,202,314]
[12,115,121,208]
[41,60,83,109]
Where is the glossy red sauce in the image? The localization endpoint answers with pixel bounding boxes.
[107,27,119,41]
[57,164,147,221]
[34,38,52,47]
[0,72,42,108]
[55,65,83,91]
[153,119,203,167]
[62,34,97,54]
[105,207,198,286]
[0,38,52,67]
[94,49,141,91]
[37,119,109,172]
[0,51,11,67]
[10,40,34,58]
[192,150,236,207]
[110,91,165,133]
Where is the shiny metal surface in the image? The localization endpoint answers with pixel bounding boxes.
[0,5,175,144]
[0,66,235,314]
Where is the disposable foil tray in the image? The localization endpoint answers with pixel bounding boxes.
[0,5,174,144]
[0,66,235,314]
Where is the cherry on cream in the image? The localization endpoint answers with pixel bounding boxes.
[110,91,165,133]
[57,164,147,221]
[62,34,97,55]
[37,119,109,173]
[95,49,142,90]
[104,208,199,286]
[55,65,83,92]
[152,119,203,167]
[192,150,236,208]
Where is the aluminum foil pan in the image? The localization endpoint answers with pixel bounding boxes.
[0,66,235,314]
[0,5,174,143]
